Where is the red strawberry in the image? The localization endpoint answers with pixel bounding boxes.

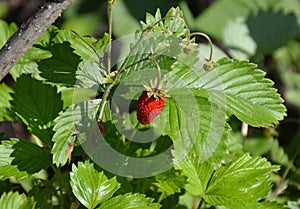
[137,90,166,125]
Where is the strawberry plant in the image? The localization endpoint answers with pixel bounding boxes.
[1,0,299,208]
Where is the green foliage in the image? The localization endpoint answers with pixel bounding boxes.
[0,191,35,209]
[10,74,63,145]
[0,140,28,180]
[98,193,161,209]
[205,153,277,208]
[38,42,82,85]
[51,99,100,166]
[0,1,298,208]
[70,161,120,208]
[0,138,51,180]
[0,19,17,48]
[0,83,14,121]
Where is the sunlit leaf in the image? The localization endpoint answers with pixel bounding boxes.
[204,153,278,209]
[0,192,29,209]
[98,193,160,209]
[70,161,120,209]
[51,99,100,166]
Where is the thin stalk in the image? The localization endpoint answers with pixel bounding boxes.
[148,56,161,91]
[107,0,114,75]
[190,32,213,61]
[197,198,205,209]
[51,165,65,209]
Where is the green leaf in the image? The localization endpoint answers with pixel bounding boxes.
[38,42,82,85]
[28,185,52,209]
[10,46,51,80]
[70,161,120,209]
[0,83,15,121]
[0,192,33,209]
[112,0,140,37]
[194,0,287,40]
[184,57,286,126]
[51,99,100,166]
[0,138,51,177]
[223,17,257,59]
[11,74,63,145]
[204,153,276,209]
[154,169,186,197]
[269,138,291,167]
[97,193,161,209]
[10,138,52,174]
[174,153,214,196]
[0,19,18,48]
[259,201,285,209]
[246,9,300,56]
[0,140,28,180]
[76,60,104,90]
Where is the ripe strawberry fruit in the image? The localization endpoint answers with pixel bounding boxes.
[137,90,166,125]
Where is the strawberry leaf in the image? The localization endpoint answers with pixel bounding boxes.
[97,193,160,209]
[0,192,34,209]
[0,20,17,48]
[0,139,51,178]
[204,153,278,209]
[70,161,120,209]
[0,83,15,121]
[10,74,63,145]
[38,42,82,85]
[0,140,28,180]
[154,169,186,197]
[51,99,100,166]
[169,57,286,126]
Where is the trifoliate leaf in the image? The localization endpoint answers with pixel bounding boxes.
[204,153,277,209]
[11,74,63,145]
[97,193,161,209]
[70,161,120,209]
[51,99,100,166]
[210,58,286,126]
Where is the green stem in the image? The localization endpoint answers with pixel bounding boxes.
[107,0,114,75]
[51,165,65,209]
[148,56,161,91]
[197,198,205,209]
[157,192,165,203]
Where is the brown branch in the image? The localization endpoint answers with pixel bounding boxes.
[0,0,75,82]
